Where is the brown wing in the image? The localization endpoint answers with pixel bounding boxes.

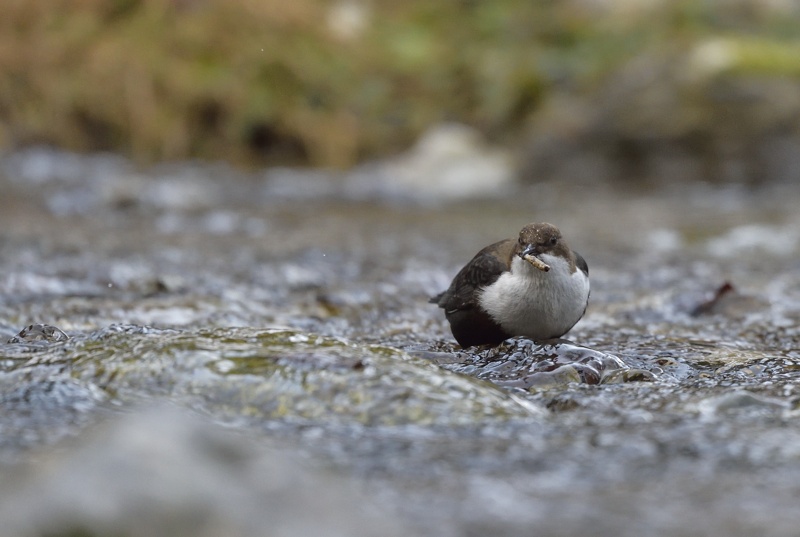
[431,239,513,313]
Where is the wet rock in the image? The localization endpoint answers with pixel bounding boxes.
[21,326,542,427]
[441,339,648,391]
[505,363,584,389]
[0,406,406,537]
[346,123,515,202]
[7,324,69,344]
[604,368,657,384]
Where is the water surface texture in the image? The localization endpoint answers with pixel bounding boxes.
[1,149,800,536]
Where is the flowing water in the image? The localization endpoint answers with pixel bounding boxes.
[1,148,799,536]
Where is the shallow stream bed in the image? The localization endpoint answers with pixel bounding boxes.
[1,150,799,536]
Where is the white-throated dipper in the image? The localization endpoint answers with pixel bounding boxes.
[430,222,589,347]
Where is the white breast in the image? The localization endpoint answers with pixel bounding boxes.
[478,254,589,341]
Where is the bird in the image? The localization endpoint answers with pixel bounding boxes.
[430,222,589,348]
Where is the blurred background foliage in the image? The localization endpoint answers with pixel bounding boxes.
[1,0,799,177]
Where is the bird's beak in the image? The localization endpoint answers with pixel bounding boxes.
[519,245,550,272]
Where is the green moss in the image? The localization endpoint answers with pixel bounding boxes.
[730,38,800,76]
[43,327,538,426]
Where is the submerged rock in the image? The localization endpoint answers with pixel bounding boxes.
[7,323,69,344]
[439,339,655,391]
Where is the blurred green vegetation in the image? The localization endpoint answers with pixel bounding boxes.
[1,0,799,168]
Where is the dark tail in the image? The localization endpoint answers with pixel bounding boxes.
[428,292,444,305]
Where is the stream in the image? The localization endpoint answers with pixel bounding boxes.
[1,148,799,536]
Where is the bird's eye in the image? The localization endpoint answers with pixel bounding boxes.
[549,237,558,245]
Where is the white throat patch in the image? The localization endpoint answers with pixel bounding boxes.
[478,253,590,340]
